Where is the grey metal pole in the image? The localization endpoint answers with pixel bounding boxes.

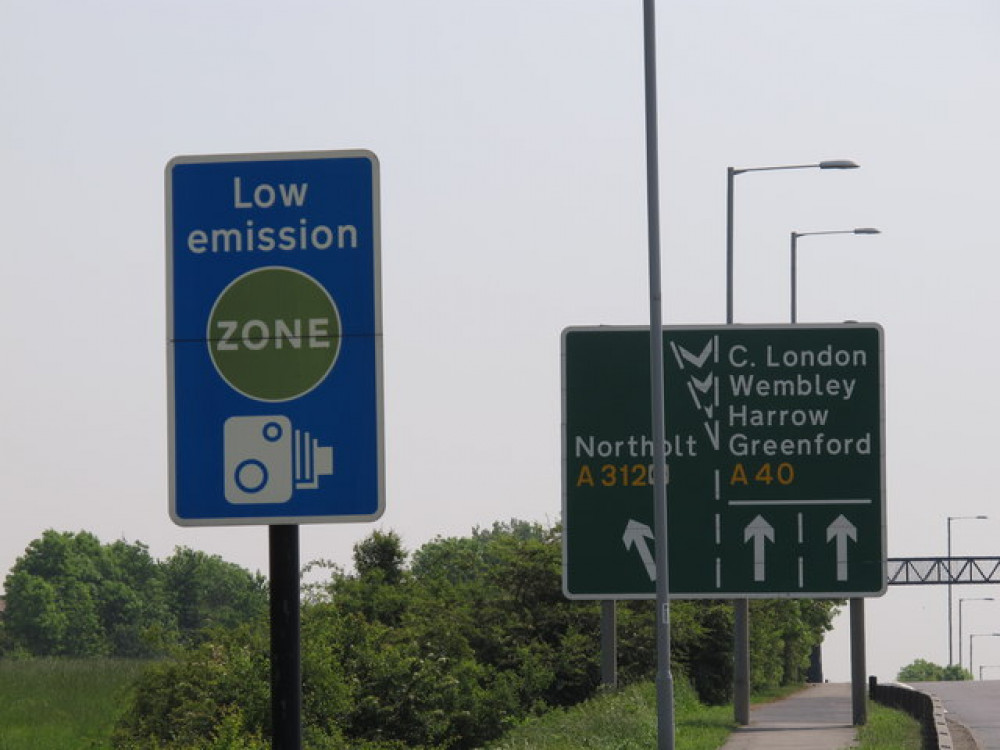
[641,1,674,747]
[948,518,954,665]
[726,168,735,324]
[733,602,750,725]
[790,232,798,324]
[948,516,989,665]
[850,598,867,725]
[725,166,750,727]
[601,601,618,688]
[789,229,879,325]
[968,634,1000,677]
[959,598,964,671]
[959,598,995,671]
[270,524,302,749]
[726,168,750,725]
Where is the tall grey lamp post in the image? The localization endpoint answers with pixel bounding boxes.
[788,225,878,726]
[725,158,858,726]
[970,633,1000,679]
[726,160,858,326]
[790,229,881,323]
[948,515,988,664]
[960,597,994,672]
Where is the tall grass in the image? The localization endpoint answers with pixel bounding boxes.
[856,700,923,750]
[0,659,921,750]
[488,684,924,750]
[0,658,148,750]
[486,679,734,750]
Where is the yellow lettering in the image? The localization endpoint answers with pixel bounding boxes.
[601,464,616,487]
[730,463,748,486]
[575,465,594,487]
[754,463,774,485]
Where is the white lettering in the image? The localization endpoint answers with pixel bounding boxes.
[214,319,334,351]
[308,318,330,348]
[766,345,868,369]
[234,178,309,209]
[254,183,276,209]
[187,230,208,254]
[729,373,858,400]
[729,432,872,457]
[188,221,359,254]
[216,321,239,351]
[574,434,698,458]
[280,182,308,207]
[241,320,270,350]
[233,177,252,208]
[728,344,749,368]
[273,319,302,349]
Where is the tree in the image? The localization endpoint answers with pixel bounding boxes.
[352,529,407,584]
[3,531,266,657]
[160,547,267,641]
[4,531,116,656]
[898,658,972,681]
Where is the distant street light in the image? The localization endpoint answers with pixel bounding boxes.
[726,160,859,324]
[959,597,994,672]
[980,665,1000,681]
[969,633,1000,679]
[790,229,881,323]
[948,515,989,664]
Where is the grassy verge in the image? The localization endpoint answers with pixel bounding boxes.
[0,658,148,750]
[488,685,924,750]
[486,679,733,750]
[855,700,923,750]
[0,660,920,750]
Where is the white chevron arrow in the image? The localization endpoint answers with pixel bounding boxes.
[744,515,775,582]
[826,515,858,582]
[623,519,656,581]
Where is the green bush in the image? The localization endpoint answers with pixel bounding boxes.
[112,520,839,747]
[897,658,972,681]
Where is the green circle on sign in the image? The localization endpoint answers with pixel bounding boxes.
[207,267,341,402]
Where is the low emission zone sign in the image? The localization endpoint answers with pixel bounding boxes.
[562,324,886,599]
[167,150,383,526]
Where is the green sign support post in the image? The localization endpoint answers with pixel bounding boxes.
[562,324,886,599]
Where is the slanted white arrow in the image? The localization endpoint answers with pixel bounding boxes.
[826,515,858,581]
[744,515,775,582]
[623,519,656,581]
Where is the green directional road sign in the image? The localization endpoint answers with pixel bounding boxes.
[562,324,886,599]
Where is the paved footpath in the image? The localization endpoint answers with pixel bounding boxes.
[718,682,857,749]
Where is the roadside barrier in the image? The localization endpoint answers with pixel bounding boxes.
[868,676,953,750]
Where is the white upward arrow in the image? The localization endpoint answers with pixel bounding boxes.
[744,515,775,582]
[623,520,656,581]
[826,515,858,581]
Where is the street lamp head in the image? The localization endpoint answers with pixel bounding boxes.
[819,160,860,170]
[853,228,881,235]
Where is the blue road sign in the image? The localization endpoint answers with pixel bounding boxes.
[166,150,383,525]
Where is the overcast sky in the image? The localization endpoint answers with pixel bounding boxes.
[3,0,1000,683]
